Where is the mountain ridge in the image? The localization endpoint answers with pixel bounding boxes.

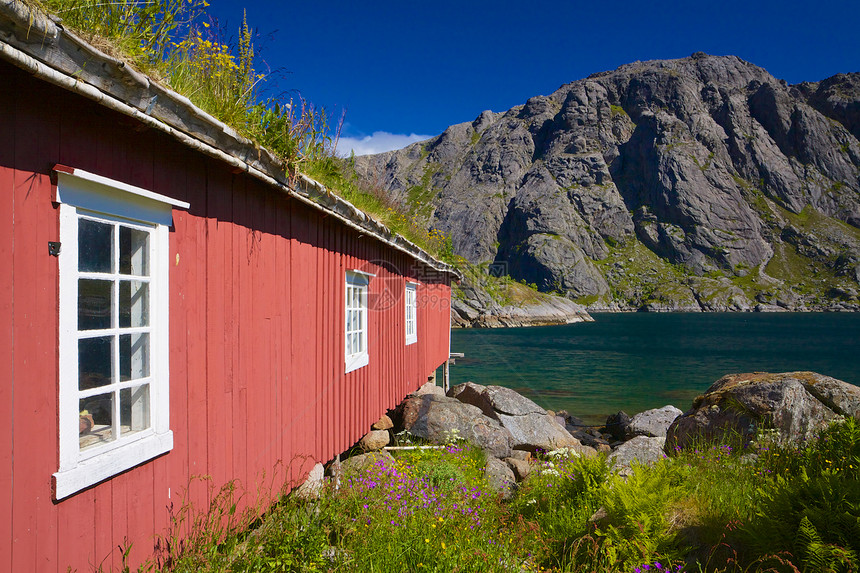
[356,53,860,312]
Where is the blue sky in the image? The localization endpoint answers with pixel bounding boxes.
[208,0,859,156]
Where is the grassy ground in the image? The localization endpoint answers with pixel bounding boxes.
[140,418,860,572]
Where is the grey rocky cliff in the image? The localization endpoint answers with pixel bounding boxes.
[356,54,860,311]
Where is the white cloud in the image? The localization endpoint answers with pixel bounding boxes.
[335,131,432,157]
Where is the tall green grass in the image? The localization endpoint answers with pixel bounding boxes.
[143,419,860,572]
[29,0,453,259]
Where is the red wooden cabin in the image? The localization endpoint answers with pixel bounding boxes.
[0,4,457,570]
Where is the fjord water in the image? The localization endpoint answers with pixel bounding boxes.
[450,313,860,424]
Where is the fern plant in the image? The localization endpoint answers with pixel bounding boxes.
[595,460,687,567]
[744,470,860,572]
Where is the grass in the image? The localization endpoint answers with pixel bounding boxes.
[27,0,455,260]
[138,418,860,572]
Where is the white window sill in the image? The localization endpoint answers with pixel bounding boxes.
[345,353,369,374]
[405,334,418,346]
[53,431,173,500]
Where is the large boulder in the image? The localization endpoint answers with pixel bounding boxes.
[666,372,860,452]
[448,382,588,453]
[629,405,684,438]
[608,436,667,476]
[499,412,586,453]
[399,394,513,458]
[449,382,545,417]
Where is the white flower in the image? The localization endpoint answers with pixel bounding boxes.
[547,447,580,459]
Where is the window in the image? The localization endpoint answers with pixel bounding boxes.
[345,270,371,373]
[53,166,187,500]
[405,282,418,345]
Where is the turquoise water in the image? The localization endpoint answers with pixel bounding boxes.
[450,313,860,424]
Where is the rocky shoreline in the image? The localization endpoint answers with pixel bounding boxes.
[296,371,860,498]
[450,272,858,330]
[451,282,593,328]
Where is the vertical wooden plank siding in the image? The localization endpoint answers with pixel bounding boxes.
[10,71,61,572]
[0,71,16,573]
[1,62,453,571]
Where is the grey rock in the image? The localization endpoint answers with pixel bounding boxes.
[608,436,668,475]
[666,371,860,452]
[399,394,513,458]
[505,457,532,481]
[293,462,325,500]
[358,429,390,451]
[629,405,684,438]
[604,411,631,441]
[449,382,546,416]
[571,429,611,450]
[448,383,583,453]
[410,381,445,397]
[371,414,394,431]
[509,449,532,461]
[357,56,860,312]
[499,412,583,453]
[341,451,396,476]
[484,457,516,499]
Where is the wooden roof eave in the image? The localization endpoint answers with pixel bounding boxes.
[0,0,461,280]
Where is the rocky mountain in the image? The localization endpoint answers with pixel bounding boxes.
[356,54,860,311]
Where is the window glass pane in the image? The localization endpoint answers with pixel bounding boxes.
[79,336,112,390]
[78,279,112,330]
[120,384,150,436]
[79,219,113,273]
[120,227,150,276]
[120,332,150,381]
[79,393,114,450]
[119,280,149,328]
[347,333,353,355]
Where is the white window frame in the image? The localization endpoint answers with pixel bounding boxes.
[405,282,418,345]
[345,270,372,373]
[53,166,187,500]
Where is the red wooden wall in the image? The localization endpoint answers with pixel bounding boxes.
[0,61,453,571]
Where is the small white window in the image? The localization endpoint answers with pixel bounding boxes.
[53,167,187,500]
[345,271,371,373]
[405,283,418,345]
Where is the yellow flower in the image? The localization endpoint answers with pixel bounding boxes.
[441,542,446,549]
[424,538,429,543]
